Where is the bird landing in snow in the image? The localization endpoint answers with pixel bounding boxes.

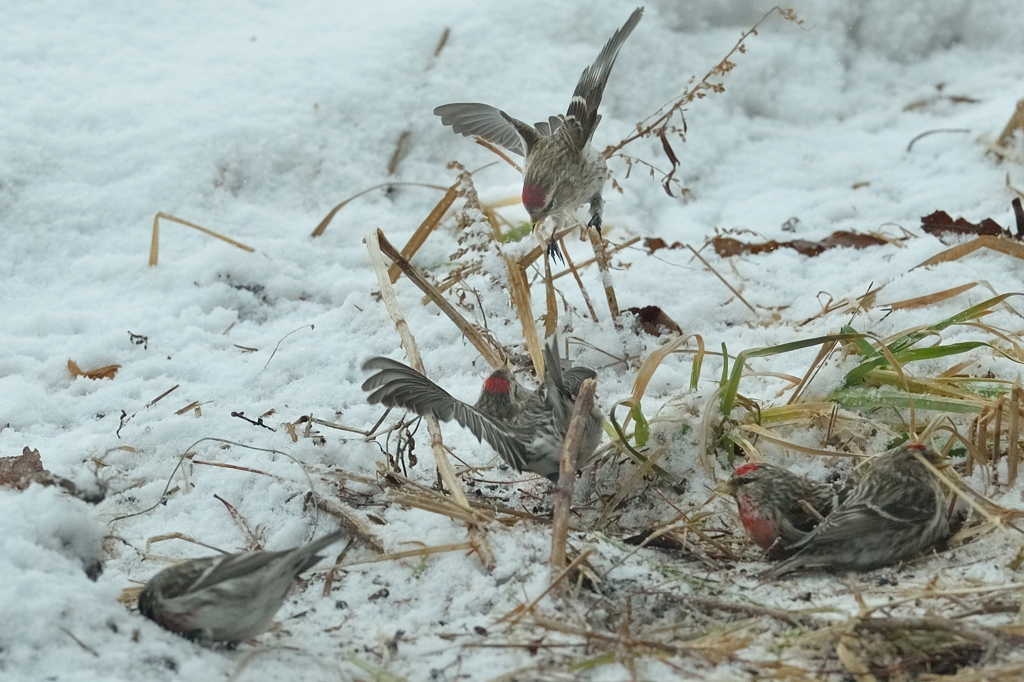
[434,8,644,262]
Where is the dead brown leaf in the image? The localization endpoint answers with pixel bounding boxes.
[625,306,683,337]
[68,359,120,380]
[712,231,888,258]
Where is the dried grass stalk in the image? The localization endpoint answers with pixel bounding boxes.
[149,212,253,266]
[913,235,1024,269]
[506,257,544,374]
[624,334,692,431]
[310,182,448,238]
[549,378,596,590]
[375,228,503,369]
[387,182,459,283]
[587,230,620,322]
[542,255,558,338]
[312,495,385,554]
[883,282,981,311]
[1010,380,1021,484]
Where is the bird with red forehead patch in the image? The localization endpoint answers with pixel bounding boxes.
[718,462,839,559]
[761,443,950,579]
[361,336,604,482]
[434,8,643,261]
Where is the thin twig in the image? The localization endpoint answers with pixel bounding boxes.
[550,378,597,591]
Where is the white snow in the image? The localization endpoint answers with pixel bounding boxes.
[3,0,1024,679]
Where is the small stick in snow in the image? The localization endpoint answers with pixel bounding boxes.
[374,229,503,369]
[148,212,253,266]
[549,378,597,593]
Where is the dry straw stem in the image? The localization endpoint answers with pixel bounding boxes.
[996,98,1024,149]
[550,236,641,281]
[587,229,621,322]
[386,182,459,283]
[542,255,559,338]
[621,334,694,433]
[337,542,473,569]
[498,548,595,625]
[556,237,600,322]
[374,228,503,369]
[148,212,253,266]
[311,495,385,554]
[309,181,449,238]
[883,281,987,312]
[735,423,870,460]
[382,469,536,526]
[689,243,756,314]
[365,230,495,568]
[1009,378,1021,483]
[913,236,1024,269]
[550,378,597,590]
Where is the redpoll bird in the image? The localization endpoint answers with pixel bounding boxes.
[719,462,839,558]
[761,444,949,579]
[361,337,604,481]
[434,8,643,257]
[138,530,347,643]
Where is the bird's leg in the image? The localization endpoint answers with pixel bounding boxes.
[586,194,603,235]
[547,238,565,264]
[537,215,566,264]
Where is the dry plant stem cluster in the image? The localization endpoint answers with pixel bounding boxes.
[365,229,495,569]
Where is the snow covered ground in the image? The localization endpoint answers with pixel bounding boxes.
[3,0,1024,679]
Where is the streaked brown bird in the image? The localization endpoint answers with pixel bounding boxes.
[761,443,949,579]
[434,8,643,257]
[720,462,839,558]
[362,337,603,481]
[138,530,347,644]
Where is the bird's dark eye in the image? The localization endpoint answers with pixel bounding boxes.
[545,199,554,211]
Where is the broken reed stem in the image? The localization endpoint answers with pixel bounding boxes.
[149,212,254,266]
[312,495,386,554]
[1010,381,1021,484]
[365,231,470,511]
[587,230,620,323]
[367,230,496,569]
[375,229,503,370]
[559,237,600,322]
[995,399,1004,472]
[506,248,544,375]
[543,255,558,339]
[549,378,596,593]
[387,182,459,283]
[310,182,449,238]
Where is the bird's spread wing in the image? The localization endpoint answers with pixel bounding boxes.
[363,357,530,472]
[362,357,461,422]
[565,7,643,143]
[433,103,532,156]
